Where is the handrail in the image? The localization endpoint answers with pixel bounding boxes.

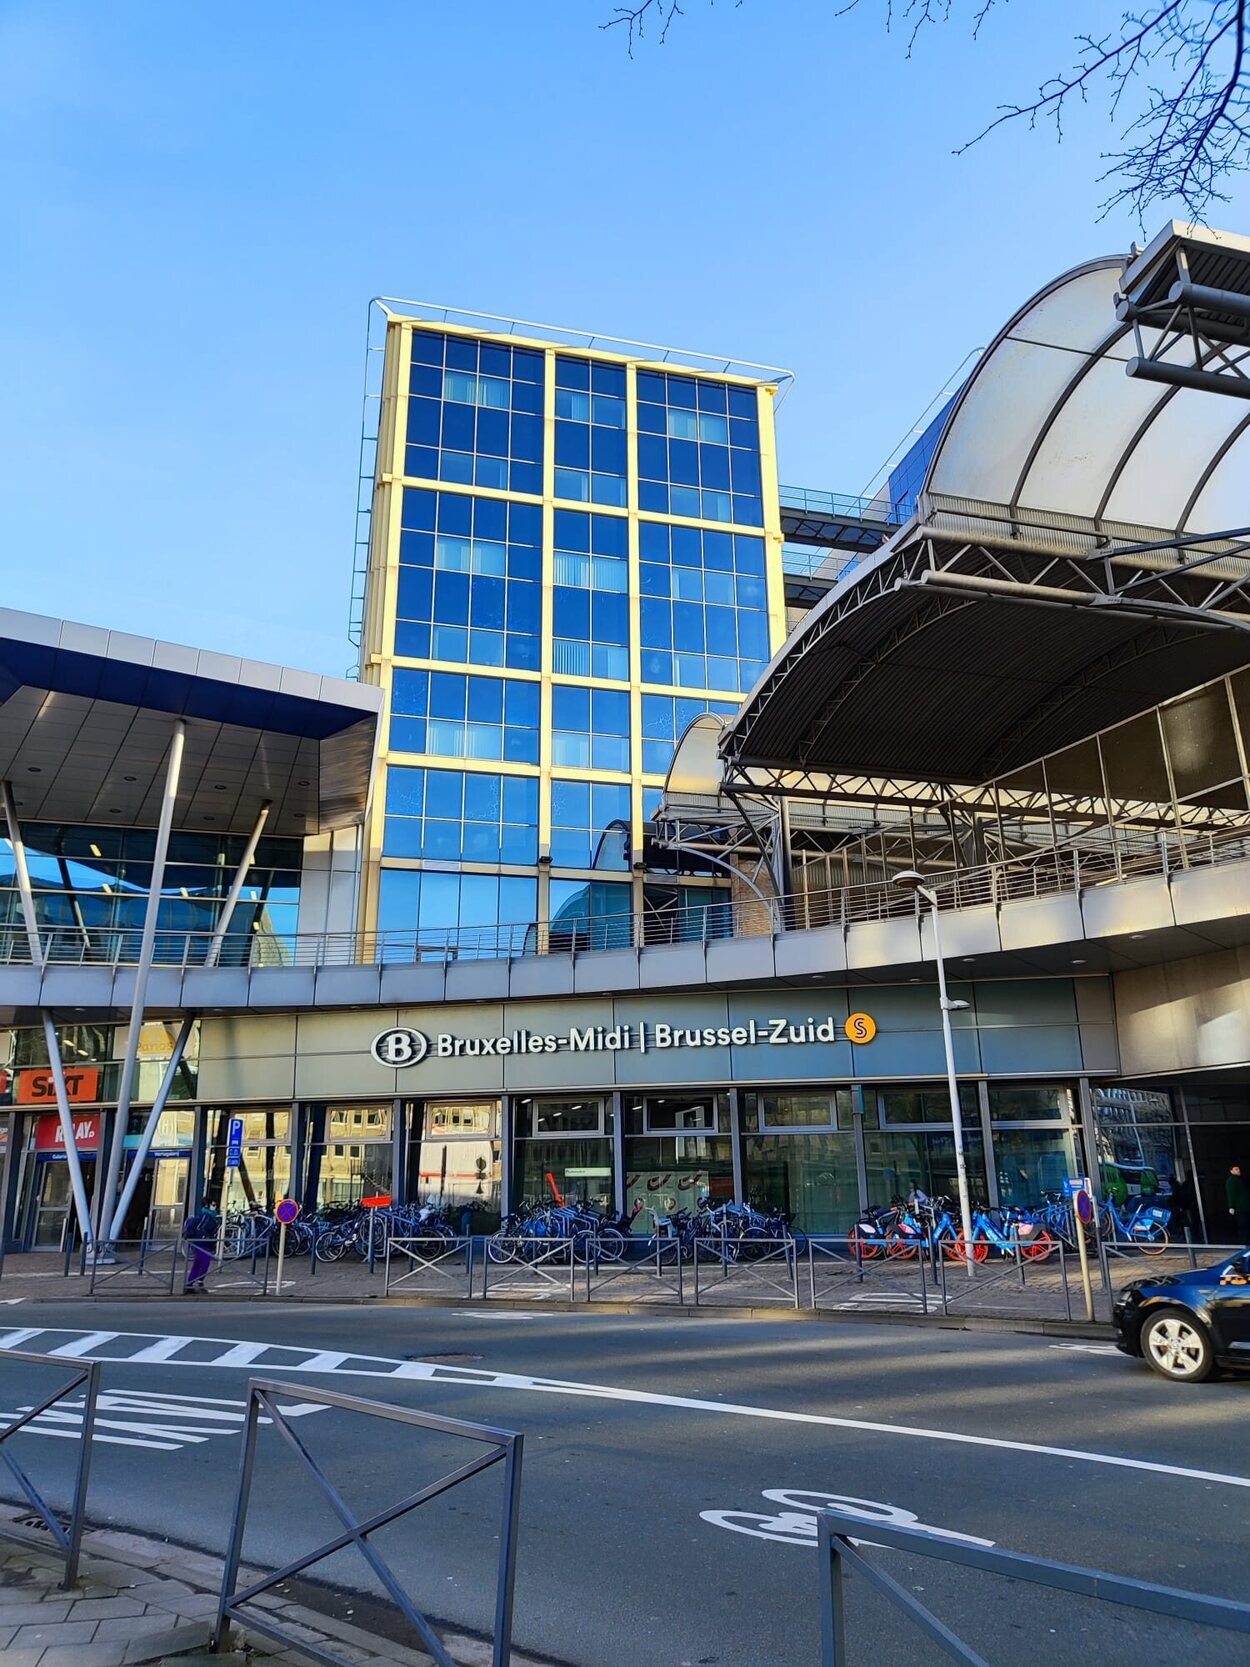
[817,1508,1250,1665]
[0,1348,100,1587]
[3,821,1249,972]
[214,1379,522,1667]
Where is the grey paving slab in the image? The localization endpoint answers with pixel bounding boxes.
[12,1616,102,1647]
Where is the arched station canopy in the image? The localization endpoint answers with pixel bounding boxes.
[722,224,1250,797]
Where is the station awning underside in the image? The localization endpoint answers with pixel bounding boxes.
[724,224,1250,797]
[0,610,382,836]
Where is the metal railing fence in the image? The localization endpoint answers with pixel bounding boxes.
[817,1507,1250,1666]
[0,1348,99,1587]
[213,1380,522,1667]
[383,1235,475,1298]
[4,819,1248,973]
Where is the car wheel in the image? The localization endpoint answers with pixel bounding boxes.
[1141,1307,1215,1383]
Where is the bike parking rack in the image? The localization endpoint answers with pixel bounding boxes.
[384,1235,475,1298]
[583,1236,686,1304]
[481,1234,579,1301]
[0,1347,99,1587]
[214,1379,523,1667]
[807,1237,931,1316]
[817,1506,1250,1665]
[692,1236,800,1308]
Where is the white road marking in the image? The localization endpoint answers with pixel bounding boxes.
[701,1489,996,1550]
[3,1327,1248,1492]
[0,1329,47,1350]
[1049,1344,1120,1356]
[205,1341,269,1367]
[43,1331,118,1357]
[452,1311,538,1321]
[0,1389,325,1451]
[126,1336,197,1363]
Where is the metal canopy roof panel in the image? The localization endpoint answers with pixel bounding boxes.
[0,609,381,836]
[723,223,1250,792]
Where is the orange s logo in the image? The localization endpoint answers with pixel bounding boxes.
[844,1013,877,1044]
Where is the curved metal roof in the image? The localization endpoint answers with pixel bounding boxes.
[723,225,1250,792]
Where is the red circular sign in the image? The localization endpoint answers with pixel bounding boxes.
[1075,1189,1095,1225]
[275,1199,301,1225]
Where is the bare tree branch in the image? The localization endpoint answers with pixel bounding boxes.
[603,0,1250,220]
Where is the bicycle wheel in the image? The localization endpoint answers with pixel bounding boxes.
[849,1226,885,1261]
[596,1227,627,1263]
[886,1232,920,1261]
[487,1233,520,1264]
[1015,1227,1056,1263]
[1132,1222,1171,1256]
[952,1232,988,1265]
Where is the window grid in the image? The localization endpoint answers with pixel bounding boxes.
[390,669,540,765]
[553,356,628,507]
[406,330,545,495]
[383,766,539,865]
[636,370,763,526]
[638,522,770,692]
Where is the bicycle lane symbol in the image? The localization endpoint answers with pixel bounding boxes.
[700,1489,995,1550]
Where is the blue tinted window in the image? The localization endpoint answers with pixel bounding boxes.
[634,372,764,526]
[378,866,538,949]
[553,354,628,508]
[382,767,539,867]
[552,510,630,679]
[395,489,545,672]
[550,779,631,870]
[552,685,631,771]
[638,523,771,691]
[405,332,548,492]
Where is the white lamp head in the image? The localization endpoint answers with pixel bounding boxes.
[892,869,926,892]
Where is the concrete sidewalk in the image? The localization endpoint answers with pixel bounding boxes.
[0,1512,546,1667]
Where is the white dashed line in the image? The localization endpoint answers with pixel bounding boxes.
[1,1326,1245,1492]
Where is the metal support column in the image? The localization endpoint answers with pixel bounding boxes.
[107,797,270,1240]
[1,779,95,1249]
[499,1095,513,1217]
[95,721,186,1247]
[1077,1078,1103,1203]
[977,1080,998,1210]
[728,1086,745,1203]
[850,1083,870,1215]
[611,1091,626,1218]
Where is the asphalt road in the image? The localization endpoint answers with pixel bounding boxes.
[0,1302,1247,1667]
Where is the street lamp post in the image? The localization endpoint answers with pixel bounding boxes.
[893,870,976,1275]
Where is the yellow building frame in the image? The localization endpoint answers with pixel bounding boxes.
[359,312,788,939]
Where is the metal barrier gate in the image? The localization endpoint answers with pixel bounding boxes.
[0,1347,100,1586]
[214,1379,523,1667]
[817,1508,1250,1665]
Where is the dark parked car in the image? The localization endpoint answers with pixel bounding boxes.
[1114,1249,1250,1382]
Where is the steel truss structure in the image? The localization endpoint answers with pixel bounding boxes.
[1118,223,1250,401]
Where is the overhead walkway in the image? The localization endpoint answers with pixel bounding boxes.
[3,821,1249,1014]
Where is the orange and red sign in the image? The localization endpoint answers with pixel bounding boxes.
[18,1068,100,1107]
[34,1112,101,1153]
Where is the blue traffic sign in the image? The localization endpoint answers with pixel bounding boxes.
[226,1116,244,1169]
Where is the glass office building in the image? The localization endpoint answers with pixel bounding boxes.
[356,310,788,951]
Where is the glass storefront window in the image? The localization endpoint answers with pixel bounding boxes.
[988,1085,1072,1122]
[624,1134,733,1226]
[633,1094,725,1133]
[1093,1087,1179,1204]
[411,1100,501,1230]
[206,1107,292,1213]
[878,1086,978,1126]
[309,1104,394,1209]
[518,1139,614,1212]
[516,1097,605,1136]
[743,1132,859,1234]
[992,1128,1076,1207]
[749,1090,853,1131]
[863,1129,987,1208]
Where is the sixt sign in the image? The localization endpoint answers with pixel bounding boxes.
[371,1014,876,1068]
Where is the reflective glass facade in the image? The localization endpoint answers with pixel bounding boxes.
[361,314,786,949]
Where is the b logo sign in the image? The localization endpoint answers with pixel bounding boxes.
[371,1028,429,1069]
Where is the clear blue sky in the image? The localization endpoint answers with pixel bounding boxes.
[4,0,1248,675]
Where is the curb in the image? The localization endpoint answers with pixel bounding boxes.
[0,1285,1117,1338]
[0,1511,561,1667]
